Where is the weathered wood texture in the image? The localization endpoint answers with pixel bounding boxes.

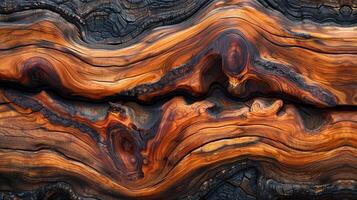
[0,0,356,199]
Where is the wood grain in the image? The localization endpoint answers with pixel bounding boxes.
[0,0,356,199]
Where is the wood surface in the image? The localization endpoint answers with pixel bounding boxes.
[0,0,356,199]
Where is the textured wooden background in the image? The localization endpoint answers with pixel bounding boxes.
[0,0,356,199]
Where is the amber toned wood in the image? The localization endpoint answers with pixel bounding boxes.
[0,0,356,199]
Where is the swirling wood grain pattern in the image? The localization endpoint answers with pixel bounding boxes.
[0,0,356,199]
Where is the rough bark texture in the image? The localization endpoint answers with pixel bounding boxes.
[0,0,356,199]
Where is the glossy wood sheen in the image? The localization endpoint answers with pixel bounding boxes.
[0,0,356,199]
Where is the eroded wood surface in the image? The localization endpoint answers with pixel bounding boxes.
[0,0,356,199]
